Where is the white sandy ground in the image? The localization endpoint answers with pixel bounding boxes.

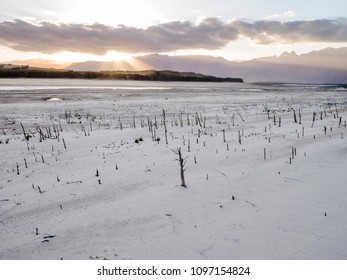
[0,80,347,260]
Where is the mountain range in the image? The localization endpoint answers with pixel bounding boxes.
[7,47,347,83]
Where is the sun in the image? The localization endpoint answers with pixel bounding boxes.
[38,50,156,70]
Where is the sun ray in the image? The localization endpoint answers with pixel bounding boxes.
[43,51,134,64]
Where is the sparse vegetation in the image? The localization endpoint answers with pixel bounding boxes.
[1,80,346,260]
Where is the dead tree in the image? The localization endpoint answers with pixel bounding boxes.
[293,110,297,123]
[195,112,202,128]
[119,117,123,130]
[20,123,28,141]
[311,111,316,127]
[162,109,168,145]
[335,104,339,118]
[179,113,183,127]
[172,148,188,188]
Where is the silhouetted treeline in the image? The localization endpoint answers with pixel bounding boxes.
[0,66,243,82]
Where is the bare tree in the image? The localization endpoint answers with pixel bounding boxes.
[162,109,168,145]
[311,111,316,127]
[20,123,28,141]
[172,148,188,188]
[335,104,339,118]
[293,110,297,123]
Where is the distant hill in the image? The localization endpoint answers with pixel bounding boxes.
[66,47,347,83]
[240,47,347,83]
[3,47,347,83]
[253,48,347,70]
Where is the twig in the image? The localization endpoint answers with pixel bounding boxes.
[66,181,83,184]
[244,200,256,207]
[237,113,245,122]
[283,177,302,182]
[214,169,227,177]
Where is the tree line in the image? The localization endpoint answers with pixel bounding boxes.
[0,67,243,82]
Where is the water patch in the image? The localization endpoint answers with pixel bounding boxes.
[239,88,265,92]
[0,86,172,91]
[44,97,63,101]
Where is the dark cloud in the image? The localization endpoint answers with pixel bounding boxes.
[0,18,346,54]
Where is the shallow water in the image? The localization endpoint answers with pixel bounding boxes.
[0,78,346,105]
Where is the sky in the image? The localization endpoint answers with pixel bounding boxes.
[0,0,347,65]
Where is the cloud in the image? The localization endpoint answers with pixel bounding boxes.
[264,10,296,20]
[234,18,347,44]
[0,18,237,54]
[0,18,346,55]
